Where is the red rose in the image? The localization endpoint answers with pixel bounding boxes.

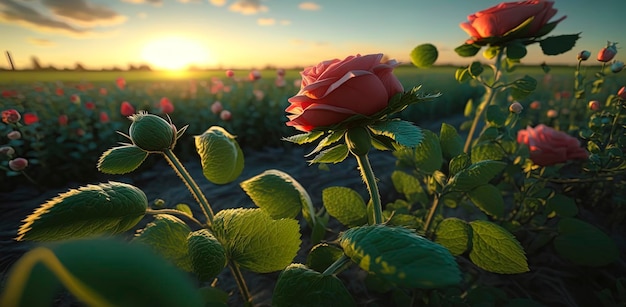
[617,86,626,100]
[211,101,223,114]
[160,97,174,114]
[2,109,21,124]
[99,111,110,123]
[597,42,617,63]
[116,77,126,90]
[120,101,135,117]
[460,0,566,44]
[58,114,69,126]
[286,53,404,132]
[85,102,96,110]
[23,113,39,125]
[517,124,588,166]
[9,157,28,171]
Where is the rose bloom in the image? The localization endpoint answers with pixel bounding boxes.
[286,53,404,132]
[529,100,541,110]
[7,131,21,140]
[9,157,28,171]
[70,94,81,104]
[211,101,224,114]
[23,113,39,125]
[85,102,96,110]
[226,69,235,78]
[160,97,175,114]
[99,88,108,95]
[517,124,588,166]
[597,42,618,62]
[617,86,626,100]
[546,109,558,118]
[55,88,64,96]
[2,109,21,124]
[58,114,69,126]
[248,70,261,81]
[588,100,601,111]
[220,110,232,121]
[277,68,286,77]
[116,77,126,90]
[99,111,110,123]
[120,101,135,117]
[460,0,566,44]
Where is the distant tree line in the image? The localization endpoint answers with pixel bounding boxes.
[0,54,153,72]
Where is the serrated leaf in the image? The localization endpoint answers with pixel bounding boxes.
[467,184,505,218]
[2,238,203,307]
[471,142,506,163]
[195,126,244,184]
[97,145,148,174]
[469,221,528,274]
[132,214,192,272]
[540,34,580,56]
[306,243,345,273]
[439,123,463,159]
[306,130,345,157]
[435,218,470,256]
[553,218,618,267]
[240,169,310,219]
[273,263,355,307]
[369,120,423,148]
[391,171,428,205]
[17,182,147,241]
[322,187,367,227]
[485,105,507,128]
[212,208,301,273]
[455,44,481,57]
[308,144,349,165]
[449,153,471,176]
[187,229,227,281]
[339,225,461,288]
[447,160,506,192]
[410,44,438,68]
[282,131,325,144]
[545,194,578,218]
[396,129,442,174]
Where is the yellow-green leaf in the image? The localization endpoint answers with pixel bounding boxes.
[469,221,528,274]
[435,218,470,256]
[195,126,244,184]
[132,214,192,272]
[97,145,148,174]
[187,229,227,281]
[240,169,310,219]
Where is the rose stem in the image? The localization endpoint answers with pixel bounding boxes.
[228,261,252,306]
[162,148,214,225]
[423,194,441,237]
[463,49,504,153]
[354,153,383,224]
[608,99,623,144]
[145,208,204,228]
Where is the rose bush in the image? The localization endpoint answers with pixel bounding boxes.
[285,53,403,132]
[517,124,589,166]
[459,0,566,44]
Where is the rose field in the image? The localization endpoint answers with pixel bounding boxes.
[1,1,626,307]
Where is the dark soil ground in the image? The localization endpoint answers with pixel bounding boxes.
[1,116,625,306]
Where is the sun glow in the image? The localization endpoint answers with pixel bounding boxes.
[141,36,214,71]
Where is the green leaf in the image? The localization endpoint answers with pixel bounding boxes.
[553,218,618,267]
[306,130,345,157]
[3,238,203,307]
[273,263,355,307]
[282,131,325,145]
[539,34,581,56]
[339,225,461,288]
[435,218,470,256]
[212,208,301,273]
[449,153,471,176]
[195,126,244,184]
[187,229,227,281]
[17,182,147,241]
[439,123,463,159]
[483,46,500,60]
[97,145,148,174]
[510,75,537,100]
[446,160,506,192]
[468,61,484,77]
[310,211,329,245]
[306,243,345,273]
[505,41,527,60]
[464,99,475,117]
[467,184,505,218]
[410,43,438,68]
[545,194,578,218]
[471,141,505,163]
[322,186,367,227]
[455,43,481,57]
[308,144,349,164]
[369,120,423,148]
[485,105,507,128]
[469,221,528,274]
[455,67,471,83]
[240,169,310,219]
[132,214,193,272]
[198,286,228,307]
[175,203,193,216]
[395,129,442,174]
[391,171,428,205]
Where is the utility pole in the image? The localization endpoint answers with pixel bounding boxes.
[6,51,15,70]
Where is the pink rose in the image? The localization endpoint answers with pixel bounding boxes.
[517,124,588,166]
[460,0,566,44]
[286,53,404,132]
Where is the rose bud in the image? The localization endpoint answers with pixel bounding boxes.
[128,113,176,151]
[120,101,135,117]
[7,131,21,140]
[547,109,558,118]
[220,110,232,121]
[2,109,21,124]
[211,101,224,114]
[9,157,28,171]
[577,50,591,61]
[0,146,15,156]
[597,42,618,62]
[509,102,523,114]
[248,70,261,81]
[225,69,235,78]
[276,68,285,77]
[58,114,69,126]
[611,61,624,73]
[617,86,626,100]
[588,100,601,111]
[70,94,81,104]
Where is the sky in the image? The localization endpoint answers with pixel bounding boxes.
[0,0,625,70]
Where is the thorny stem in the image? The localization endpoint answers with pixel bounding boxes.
[608,99,623,144]
[145,208,204,228]
[423,194,441,237]
[228,261,252,306]
[322,254,350,276]
[354,153,383,224]
[162,148,214,226]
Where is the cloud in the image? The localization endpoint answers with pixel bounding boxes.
[28,37,56,47]
[42,0,127,27]
[122,0,163,6]
[0,0,90,35]
[209,0,227,6]
[257,18,274,26]
[279,19,290,26]
[229,0,267,15]
[178,0,201,3]
[298,2,320,11]
[137,12,148,18]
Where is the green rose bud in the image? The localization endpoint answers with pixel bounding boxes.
[128,112,175,152]
[345,126,371,156]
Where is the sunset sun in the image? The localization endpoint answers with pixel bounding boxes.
[141,36,214,71]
